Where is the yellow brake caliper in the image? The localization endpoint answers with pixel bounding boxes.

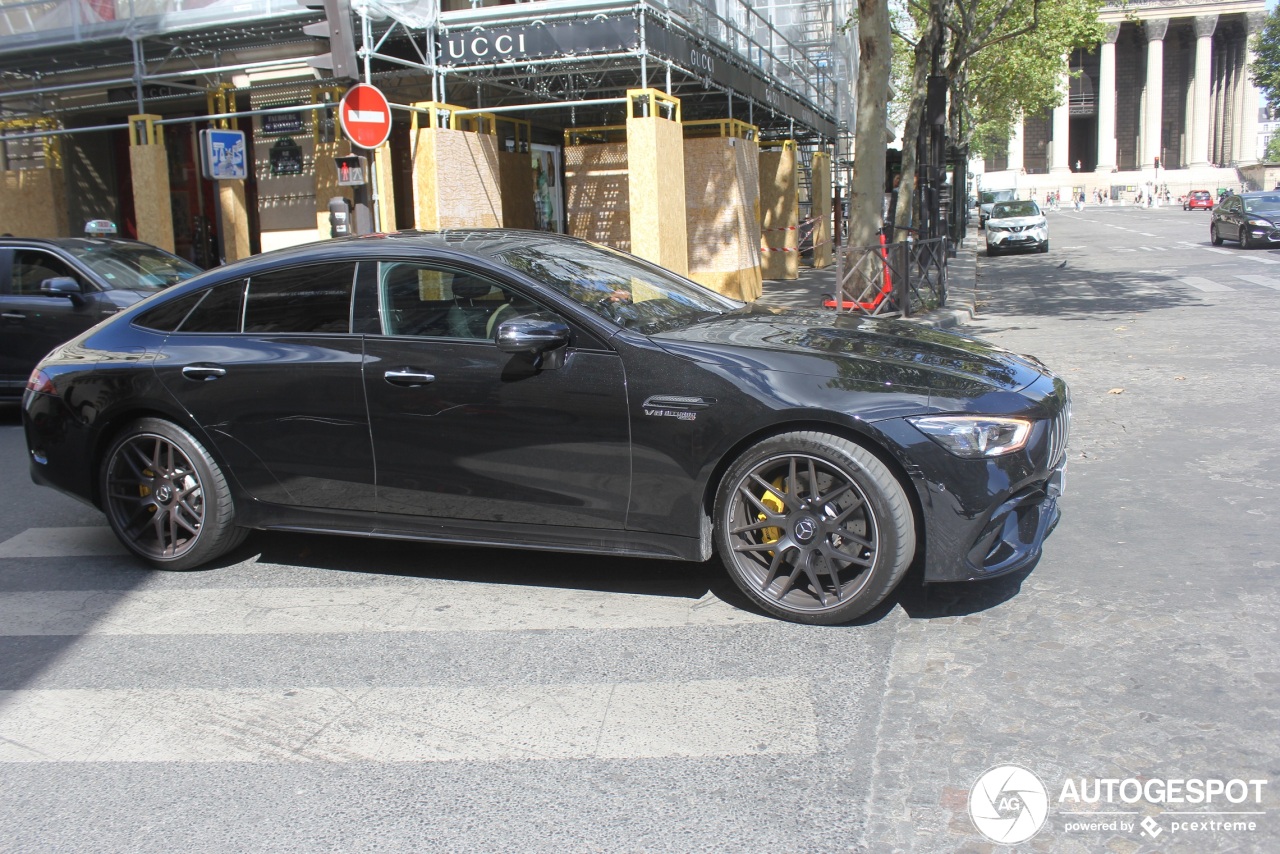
[759,476,787,547]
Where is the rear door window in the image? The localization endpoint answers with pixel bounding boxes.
[243,264,357,334]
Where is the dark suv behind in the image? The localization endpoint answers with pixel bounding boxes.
[0,237,201,397]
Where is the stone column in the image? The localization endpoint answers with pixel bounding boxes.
[1050,67,1071,174]
[1211,34,1224,164]
[1096,25,1120,173]
[1190,15,1217,168]
[1228,33,1243,164]
[1241,12,1267,164]
[1008,117,1025,172]
[1143,18,1169,169]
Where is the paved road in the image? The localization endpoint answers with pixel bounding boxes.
[0,205,1276,852]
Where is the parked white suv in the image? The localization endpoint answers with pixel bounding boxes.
[985,200,1049,256]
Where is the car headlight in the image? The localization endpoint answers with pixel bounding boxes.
[1249,219,1272,227]
[907,415,1032,458]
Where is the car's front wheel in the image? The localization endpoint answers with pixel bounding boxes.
[1241,227,1254,249]
[713,432,916,625]
[101,418,246,570]
[1211,224,1223,246]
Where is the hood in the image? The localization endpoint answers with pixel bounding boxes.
[650,305,1047,396]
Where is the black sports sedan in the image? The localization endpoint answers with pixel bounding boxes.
[22,231,1069,625]
[1210,191,1280,248]
[1,237,201,397]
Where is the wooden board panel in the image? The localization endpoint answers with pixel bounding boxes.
[759,147,798,280]
[684,136,762,300]
[564,142,630,251]
[627,116,688,276]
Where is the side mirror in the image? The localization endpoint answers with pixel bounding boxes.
[495,312,570,369]
[40,276,82,298]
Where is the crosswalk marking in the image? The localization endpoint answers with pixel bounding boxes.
[1203,247,1234,255]
[0,581,768,634]
[1178,276,1234,292]
[1241,255,1280,265]
[0,527,126,558]
[0,679,818,763]
[1234,275,1280,290]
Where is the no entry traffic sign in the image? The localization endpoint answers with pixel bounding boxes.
[339,83,392,150]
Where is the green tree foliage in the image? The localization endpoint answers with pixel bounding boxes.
[1265,132,1280,164]
[901,0,1105,154]
[884,0,1103,232]
[1250,8,1280,106]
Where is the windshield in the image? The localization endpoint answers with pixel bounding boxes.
[991,201,1041,219]
[494,240,742,334]
[61,242,201,290]
[1243,196,1280,214]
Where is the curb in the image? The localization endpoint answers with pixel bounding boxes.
[906,242,978,329]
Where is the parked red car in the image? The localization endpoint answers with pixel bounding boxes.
[1184,190,1214,210]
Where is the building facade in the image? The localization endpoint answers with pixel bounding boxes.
[0,0,854,284]
[981,0,1269,195]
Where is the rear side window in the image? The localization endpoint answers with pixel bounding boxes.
[182,280,247,333]
[135,290,204,332]
[135,281,245,333]
[243,264,356,334]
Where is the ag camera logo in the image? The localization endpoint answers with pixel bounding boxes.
[969,764,1050,844]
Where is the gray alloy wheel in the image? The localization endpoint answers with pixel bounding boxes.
[713,431,916,625]
[1211,223,1223,246]
[1241,226,1253,249]
[101,418,246,570]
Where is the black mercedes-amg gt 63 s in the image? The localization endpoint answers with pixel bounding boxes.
[22,230,1068,624]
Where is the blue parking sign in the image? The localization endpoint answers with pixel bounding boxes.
[199,129,247,180]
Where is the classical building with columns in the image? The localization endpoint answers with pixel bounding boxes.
[980,0,1269,195]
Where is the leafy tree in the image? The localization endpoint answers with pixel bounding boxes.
[885,0,1104,234]
[1265,131,1280,163]
[1250,8,1280,106]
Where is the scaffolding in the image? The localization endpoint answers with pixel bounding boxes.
[1,1,849,147]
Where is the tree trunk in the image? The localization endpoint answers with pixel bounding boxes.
[848,0,892,250]
[893,1,947,239]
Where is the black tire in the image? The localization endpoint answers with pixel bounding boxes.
[1211,224,1223,246]
[1039,240,1049,253]
[986,244,999,257]
[713,431,916,625]
[101,418,246,570]
[1241,227,1253,249]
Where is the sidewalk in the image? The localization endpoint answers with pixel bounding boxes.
[757,231,978,330]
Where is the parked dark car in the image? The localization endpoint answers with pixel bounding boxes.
[1,237,201,397]
[22,231,1069,625]
[1210,192,1280,248]
[1183,190,1214,211]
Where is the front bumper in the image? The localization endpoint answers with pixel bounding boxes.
[875,375,1070,583]
[986,226,1047,249]
[1245,224,1280,242]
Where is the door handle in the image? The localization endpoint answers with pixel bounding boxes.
[384,370,436,386]
[181,365,227,381]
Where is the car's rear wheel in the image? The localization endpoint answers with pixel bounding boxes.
[713,432,916,625]
[1211,224,1223,246]
[101,418,246,570]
